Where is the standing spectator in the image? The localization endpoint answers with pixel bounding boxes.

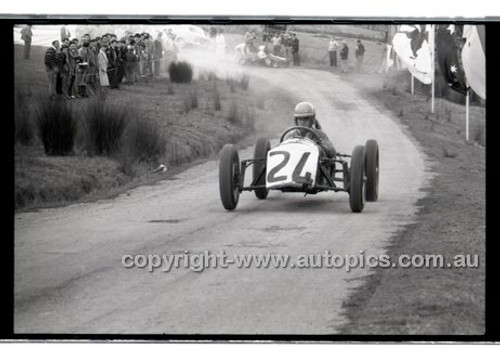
[116,41,127,85]
[283,32,293,61]
[271,33,282,56]
[340,40,349,73]
[61,37,70,47]
[87,40,99,96]
[215,27,226,60]
[208,27,218,53]
[144,34,154,76]
[59,44,72,99]
[60,26,71,43]
[98,44,110,88]
[291,33,300,66]
[244,29,257,55]
[355,39,365,71]
[77,41,91,97]
[44,40,60,99]
[328,36,339,67]
[67,43,79,98]
[153,32,163,76]
[125,43,137,85]
[106,40,119,89]
[21,25,33,59]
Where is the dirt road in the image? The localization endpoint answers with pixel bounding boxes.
[15,66,431,334]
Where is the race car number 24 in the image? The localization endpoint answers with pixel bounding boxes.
[267,151,312,184]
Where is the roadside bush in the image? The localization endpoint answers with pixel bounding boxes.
[169,61,194,83]
[86,97,130,156]
[35,97,76,155]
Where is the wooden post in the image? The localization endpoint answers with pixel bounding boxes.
[466,87,470,142]
[429,24,435,113]
[411,74,415,95]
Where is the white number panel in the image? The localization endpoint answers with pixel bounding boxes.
[266,140,319,189]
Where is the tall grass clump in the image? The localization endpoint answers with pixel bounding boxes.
[122,115,166,165]
[35,97,76,155]
[226,101,240,125]
[183,90,198,113]
[168,61,194,83]
[213,88,222,111]
[86,96,130,156]
[238,74,250,90]
[15,91,34,145]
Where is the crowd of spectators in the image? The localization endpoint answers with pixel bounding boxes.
[41,28,179,100]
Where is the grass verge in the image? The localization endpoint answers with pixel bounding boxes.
[339,72,485,335]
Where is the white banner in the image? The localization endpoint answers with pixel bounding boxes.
[392,25,433,85]
[462,25,486,100]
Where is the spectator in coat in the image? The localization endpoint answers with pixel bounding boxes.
[59,44,72,99]
[125,43,137,85]
[86,40,99,95]
[107,40,120,89]
[272,33,282,56]
[340,40,349,73]
[215,27,227,60]
[44,40,60,99]
[77,41,91,97]
[144,34,154,76]
[98,45,110,87]
[67,43,79,98]
[355,39,365,71]
[291,33,300,66]
[21,25,33,59]
[116,41,127,84]
[328,36,339,67]
[153,32,163,76]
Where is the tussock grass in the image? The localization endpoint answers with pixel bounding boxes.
[213,88,222,111]
[35,96,76,156]
[183,90,199,113]
[15,90,34,145]
[85,96,130,156]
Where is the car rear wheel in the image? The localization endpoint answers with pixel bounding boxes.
[253,138,270,199]
[365,139,379,202]
[219,144,240,210]
[349,145,366,213]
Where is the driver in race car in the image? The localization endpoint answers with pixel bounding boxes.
[283,101,337,158]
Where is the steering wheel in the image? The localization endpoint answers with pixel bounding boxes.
[280,126,321,143]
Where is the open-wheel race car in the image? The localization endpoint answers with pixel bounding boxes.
[218,126,379,213]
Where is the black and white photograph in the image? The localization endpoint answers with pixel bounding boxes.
[11,21,486,338]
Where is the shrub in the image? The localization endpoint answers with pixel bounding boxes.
[86,97,130,156]
[35,97,76,155]
[168,61,194,83]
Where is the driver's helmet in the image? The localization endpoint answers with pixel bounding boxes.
[294,102,316,131]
